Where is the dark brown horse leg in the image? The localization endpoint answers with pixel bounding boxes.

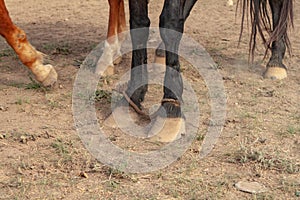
[148,0,188,142]
[264,0,288,80]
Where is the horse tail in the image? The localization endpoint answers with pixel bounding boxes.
[238,0,294,61]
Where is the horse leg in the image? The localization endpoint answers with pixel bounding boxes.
[103,0,150,128]
[0,0,57,86]
[154,0,197,66]
[264,0,288,80]
[148,0,187,142]
[109,0,126,66]
[96,0,122,76]
[117,0,126,44]
[124,0,150,110]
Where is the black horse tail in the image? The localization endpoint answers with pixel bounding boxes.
[238,0,294,61]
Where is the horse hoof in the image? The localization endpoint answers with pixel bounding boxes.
[113,56,122,65]
[154,55,166,66]
[114,81,128,93]
[40,65,58,87]
[103,105,142,129]
[96,64,115,77]
[147,116,185,143]
[152,55,166,74]
[263,67,287,80]
[103,110,119,128]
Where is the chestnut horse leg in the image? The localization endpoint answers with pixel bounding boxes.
[0,0,57,86]
[96,0,125,76]
[117,0,126,44]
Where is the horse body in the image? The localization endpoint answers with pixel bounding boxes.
[0,0,57,86]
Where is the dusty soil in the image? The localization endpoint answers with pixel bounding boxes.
[0,0,299,199]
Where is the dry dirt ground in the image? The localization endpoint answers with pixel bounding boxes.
[0,0,299,199]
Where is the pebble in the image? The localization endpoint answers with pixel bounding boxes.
[227,0,234,6]
[0,106,7,111]
[80,171,88,178]
[235,181,268,194]
[20,135,28,144]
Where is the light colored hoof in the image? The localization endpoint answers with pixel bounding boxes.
[103,105,140,129]
[103,105,149,138]
[154,55,166,66]
[103,110,118,128]
[96,64,115,77]
[103,64,115,76]
[39,65,58,87]
[263,67,287,80]
[147,117,185,143]
[96,56,121,77]
[151,56,166,74]
[113,56,122,65]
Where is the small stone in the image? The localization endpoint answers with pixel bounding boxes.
[0,134,4,139]
[0,106,7,111]
[20,135,27,144]
[227,0,233,6]
[59,84,63,89]
[235,181,268,194]
[17,167,23,175]
[80,172,88,178]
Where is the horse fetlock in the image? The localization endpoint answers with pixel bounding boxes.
[161,100,182,118]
